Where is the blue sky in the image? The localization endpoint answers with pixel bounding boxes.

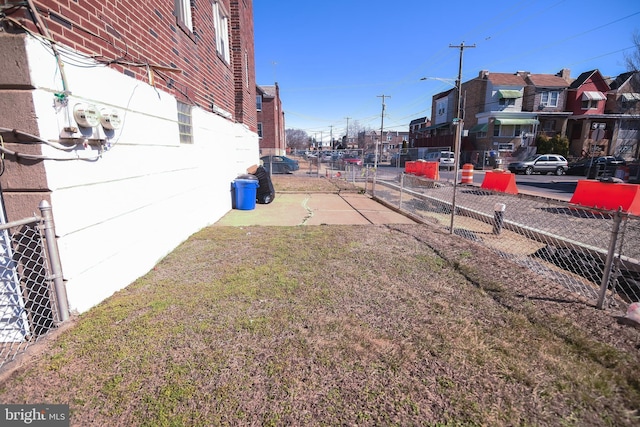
[254,0,639,143]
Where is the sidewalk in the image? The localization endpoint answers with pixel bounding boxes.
[215,192,417,226]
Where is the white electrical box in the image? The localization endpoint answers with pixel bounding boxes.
[73,103,101,128]
[100,108,122,130]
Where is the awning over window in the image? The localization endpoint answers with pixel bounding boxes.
[581,91,606,101]
[497,90,523,99]
[494,119,539,126]
[468,123,488,133]
[621,93,640,101]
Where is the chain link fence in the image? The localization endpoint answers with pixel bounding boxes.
[346,166,640,314]
[0,201,68,371]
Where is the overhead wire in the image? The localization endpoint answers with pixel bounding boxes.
[322,3,638,138]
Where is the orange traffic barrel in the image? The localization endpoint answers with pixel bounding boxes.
[461,163,474,184]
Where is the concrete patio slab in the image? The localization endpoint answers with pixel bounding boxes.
[215,192,416,226]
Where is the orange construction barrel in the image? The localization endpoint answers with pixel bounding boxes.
[461,163,474,184]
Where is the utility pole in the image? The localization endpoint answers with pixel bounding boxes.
[448,41,475,234]
[374,95,390,195]
[329,125,333,150]
[344,117,351,148]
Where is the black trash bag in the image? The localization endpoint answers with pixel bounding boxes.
[251,165,275,204]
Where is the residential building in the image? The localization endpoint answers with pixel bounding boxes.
[522,69,572,139]
[605,71,640,160]
[419,88,457,150]
[257,83,286,156]
[0,0,258,313]
[470,71,539,160]
[360,130,409,159]
[419,69,574,166]
[416,66,640,168]
[409,116,431,147]
[566,70,613,157]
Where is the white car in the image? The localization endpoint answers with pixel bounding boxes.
[507,154,568,175]
[424,151,455,170]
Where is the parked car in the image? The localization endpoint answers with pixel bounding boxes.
[260,155,300,174]
[338,155,363,168]
[424,150,455,170]
[566,156,625,178]
[319,152,334,163]
[507,154,568,175]
[364,153,379,165]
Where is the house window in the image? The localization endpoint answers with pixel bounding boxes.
[581,99,598,109]
[494,125,523,137]
[177,101,193,144]
[257,122,263,138]
[621,94,640,109]
[542,120,556,132]
[256,95,262,111]
[175,0,193,33]
[213,2,230,63]
[499,98,515,107]
[540,91,559,107]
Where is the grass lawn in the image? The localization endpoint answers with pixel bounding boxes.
[1,176,639,426]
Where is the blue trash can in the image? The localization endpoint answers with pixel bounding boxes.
[232,177,260,210]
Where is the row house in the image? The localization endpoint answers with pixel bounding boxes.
[459,70,572,165]
[0,0,258,314]
[565,70,613,157]
[419,67,640,166]
[257,83,286,156]
[607,72,640,159]
[566,70,640,160]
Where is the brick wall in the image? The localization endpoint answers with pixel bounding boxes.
[460,78,486,129]
[230,0,257,129]
[3,0,256,131]
[257,87,284,154]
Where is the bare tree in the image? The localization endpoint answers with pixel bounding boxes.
[624,31,640,71]
[285,128,309,151]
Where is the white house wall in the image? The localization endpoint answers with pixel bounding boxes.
[24,37,259,313]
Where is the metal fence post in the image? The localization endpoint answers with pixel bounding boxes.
[399,173,404,210]
[39,200,69,322]
[597,208,623,309]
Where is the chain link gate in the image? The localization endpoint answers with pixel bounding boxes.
[0,201,68,371]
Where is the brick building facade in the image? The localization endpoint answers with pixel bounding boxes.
[0,0,259,313]
[257,84,286,155]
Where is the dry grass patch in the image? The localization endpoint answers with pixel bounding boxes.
[1,223,639,426]
[271,174,361,193]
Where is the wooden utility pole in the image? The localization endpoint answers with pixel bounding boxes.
[374,95,390,195]
[448,42,475,234]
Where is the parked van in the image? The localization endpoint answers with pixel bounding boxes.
[424,151,455,170]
